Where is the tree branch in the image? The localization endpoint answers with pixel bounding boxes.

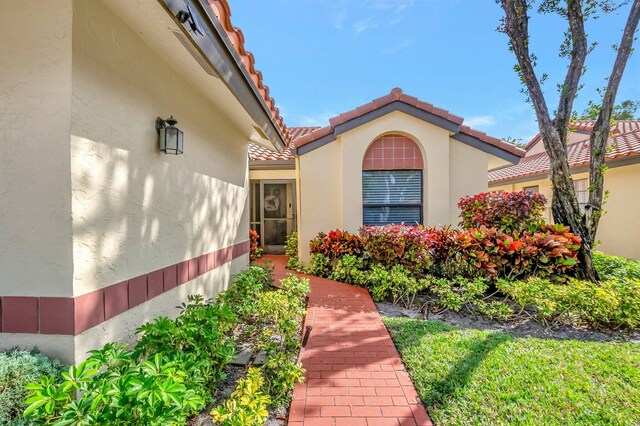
[554,0,588,145]
[587,0,640,235]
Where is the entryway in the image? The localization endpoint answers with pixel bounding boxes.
[250,180,296,254]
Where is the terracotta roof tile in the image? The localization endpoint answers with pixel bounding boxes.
[459,125,525,157]
[293,88,523,160]
[295,88,464,148]
[249,127,319,161]
[207,1,290,142]
[489,122,640,184]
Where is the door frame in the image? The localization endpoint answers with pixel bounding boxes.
[250,179,297,254]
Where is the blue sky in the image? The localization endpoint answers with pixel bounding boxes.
[231,0,640,143]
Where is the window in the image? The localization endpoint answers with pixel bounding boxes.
[523,185,539,193]
[362,170,423,225]
[573,178,588,212]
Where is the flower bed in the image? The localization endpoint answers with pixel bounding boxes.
[23,266,309,426]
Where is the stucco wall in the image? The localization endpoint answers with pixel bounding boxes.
[298,141,343,262]
[0,255,248,364]
[250,168,297,181]
[0,0,74,297]
[449,140,489,225]
[70,0,250,296]
[297,111,496,262]
[491,163,640,259]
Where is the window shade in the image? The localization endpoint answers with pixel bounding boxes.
[362,170,423,225]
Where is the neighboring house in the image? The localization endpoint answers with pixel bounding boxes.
[249,88,526,262]
[0,0,289,363]
[489,120,640,260]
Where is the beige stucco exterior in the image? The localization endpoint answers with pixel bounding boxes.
[0,0,266,363]
[491,162,640,260]
[295,111,498,262]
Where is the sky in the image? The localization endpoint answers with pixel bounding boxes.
[231,0,640,144]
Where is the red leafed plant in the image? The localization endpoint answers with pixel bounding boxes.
[455,224,582,278]
[458,190,547,233]
[249,229,263,260]
[359,225,436,272]
[309,229,363,260]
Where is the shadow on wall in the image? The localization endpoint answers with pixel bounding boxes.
[70,135,249,297]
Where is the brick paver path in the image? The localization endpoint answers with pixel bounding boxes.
[262,255,432,426]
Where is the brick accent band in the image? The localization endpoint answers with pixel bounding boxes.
[0,240,250,336]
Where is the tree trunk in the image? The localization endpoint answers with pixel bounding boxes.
[500,0,640,281]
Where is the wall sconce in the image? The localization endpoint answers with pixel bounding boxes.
[155,116,184,155]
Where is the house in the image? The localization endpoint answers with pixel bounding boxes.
[0,0,289,363]
[249,88,526,262]
[489,120,640,260]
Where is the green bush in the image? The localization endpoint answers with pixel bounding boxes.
[219,266,273,319]
[285,232,302,271]
[0,349,65,425]
[329,255,367,286]
[593,251,640,281]
[25,345,204,425]
[211,368,270,426]
[367,264,429,307]
[135,295,236,402]
[306,253,330,277]
[498,277,640,328]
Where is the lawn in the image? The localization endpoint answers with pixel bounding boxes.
[384,317,640,426]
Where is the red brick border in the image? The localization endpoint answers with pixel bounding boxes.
[0,240,250,336]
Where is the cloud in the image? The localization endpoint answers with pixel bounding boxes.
[332,8,347,29]
[382,38,413,54]
[366,0,415,13]
[291,112,337,127]
[354,17,376,33]
[464,115,497,128]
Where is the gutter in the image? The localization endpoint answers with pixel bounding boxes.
[159,0,287,152]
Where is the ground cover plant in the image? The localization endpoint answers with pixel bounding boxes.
[0,350,65,425]
[384,317,640,426]
[23,266,309,426]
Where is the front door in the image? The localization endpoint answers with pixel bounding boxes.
[251,180,296,254]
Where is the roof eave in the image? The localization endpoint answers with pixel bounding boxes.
[452,132,523,164]
[295,100,462,156]
[159,0,288,152]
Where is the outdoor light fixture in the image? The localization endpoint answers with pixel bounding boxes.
[176,5,204,36]
[156,116,184,155]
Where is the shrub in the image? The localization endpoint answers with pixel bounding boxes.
[455,224,581,278]
[367,264,428,306]
[219,266,273,319]
[135,296,236,401]
[359,225,434,273]
[249,229,263,260]
[309,229,363,260]
[25,346,204,425]
[285,232,302,271]
[430,276,513,321]
[329,255,368,286]
[0,350,65,425]
[306,253,330,277]
[498,277,640,328]
[593,251,640,281]
[458,190,547,233]
[210,368,271,426]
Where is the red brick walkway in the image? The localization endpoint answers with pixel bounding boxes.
[262,255,432,426]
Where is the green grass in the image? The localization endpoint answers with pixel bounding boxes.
[384,317,640,426]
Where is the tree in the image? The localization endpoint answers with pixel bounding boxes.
[498,0,640,281]
[580,99,640,119]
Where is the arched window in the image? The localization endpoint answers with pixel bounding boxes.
[362,134,424,226]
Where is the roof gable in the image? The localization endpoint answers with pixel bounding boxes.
[292,88,525,163]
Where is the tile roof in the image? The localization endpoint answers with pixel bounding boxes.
[489,121,640,184]
[207,1,290,142]
[292,88,525,159]
[249,127,319,161]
